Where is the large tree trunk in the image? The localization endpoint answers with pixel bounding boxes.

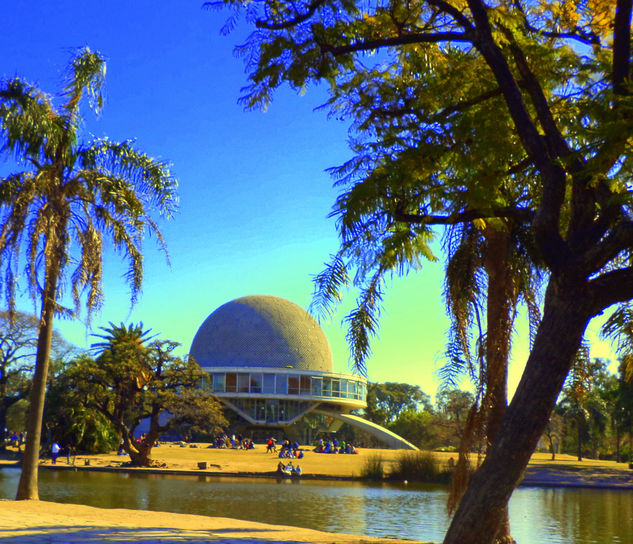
[0,399,7,451]
[443,281,592,544]
[483,227,514,544]
[15,264,60,500]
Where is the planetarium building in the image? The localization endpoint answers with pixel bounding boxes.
[190,295,416,449]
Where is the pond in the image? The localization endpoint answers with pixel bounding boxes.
[0,468,632,543]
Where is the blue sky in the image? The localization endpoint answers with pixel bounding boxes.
[0,1,618,399]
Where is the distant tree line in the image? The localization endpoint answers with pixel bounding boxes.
[356,381,475,451]
[546,357,633,463]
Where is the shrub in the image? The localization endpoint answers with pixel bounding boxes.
[361,453,385,480]
[390,451,450,483]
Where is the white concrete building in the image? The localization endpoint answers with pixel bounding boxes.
[190,295,416,449]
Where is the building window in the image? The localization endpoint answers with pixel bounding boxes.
[276,375,287,395]
[225,373,237,393]
[349,380,357,399]
[263,374,275,394]
[288,375,299,395]
[238,373,250,393]
[266,399,277,423]
[323,377,331,397]
[332,379,340,397]
[300,375,311,395]
[250,373,262,393]
[311,377,322,396]
[339,379,348,397]
[212,373,225,393]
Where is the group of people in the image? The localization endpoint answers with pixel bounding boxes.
[50,441,74,464]
[3,429,26,449]
[313,437,358,454]
[213,433,255,450]
[266,438,305,459]
[276,460,302,476]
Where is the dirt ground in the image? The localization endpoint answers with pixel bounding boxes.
[2,444,633,486]
[34,443,446,478]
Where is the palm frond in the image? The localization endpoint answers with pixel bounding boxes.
[63,47,106,115]
[344,269,385,376]
[310,253,349,322]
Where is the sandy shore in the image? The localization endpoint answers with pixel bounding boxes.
[0,500,428,543]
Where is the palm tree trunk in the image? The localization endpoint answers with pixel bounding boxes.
[483,227,514,544]
[443,281,592,544]
[16,252,61,500]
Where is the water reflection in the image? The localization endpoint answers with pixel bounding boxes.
[0,468,631,543]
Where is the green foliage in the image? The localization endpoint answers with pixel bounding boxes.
[6,399,27,431]
[365,382,432,426]
[388,409,434,448]
[0,311,72,446]
[45,356,119,454]
[58,323,228,465]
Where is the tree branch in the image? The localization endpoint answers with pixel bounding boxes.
[511,0,601,47]
[255,0,326,30]
[588,266,633,316]
[466,0,569,271]
[581,220,633,275]
[613,0,633,96]
[582,1,633,180]
[394,205,534,226]
[427,0,474,31]
[321,32,472,56]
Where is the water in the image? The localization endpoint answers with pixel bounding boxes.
[1,468,632,543]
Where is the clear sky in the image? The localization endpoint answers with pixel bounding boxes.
[0,1,618,400]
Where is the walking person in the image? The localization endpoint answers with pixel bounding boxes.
[65,443,75,465]
[51,442,61,464]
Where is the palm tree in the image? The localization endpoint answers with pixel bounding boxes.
[441,220,542,544]
[0,48,177,499]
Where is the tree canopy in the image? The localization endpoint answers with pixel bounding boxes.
[0,311,71,446]
[365,381,433,426]
[72,323,227,466]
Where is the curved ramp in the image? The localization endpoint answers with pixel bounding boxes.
[315,409,419,450]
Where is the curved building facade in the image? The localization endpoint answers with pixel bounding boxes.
[191,295,416,449]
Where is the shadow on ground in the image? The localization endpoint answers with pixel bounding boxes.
[0,525,309,543]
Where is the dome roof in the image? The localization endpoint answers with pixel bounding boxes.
[190,295,333,372]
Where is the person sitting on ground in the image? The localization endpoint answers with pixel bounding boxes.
[277,461,286,474]
[293,464,302,476]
